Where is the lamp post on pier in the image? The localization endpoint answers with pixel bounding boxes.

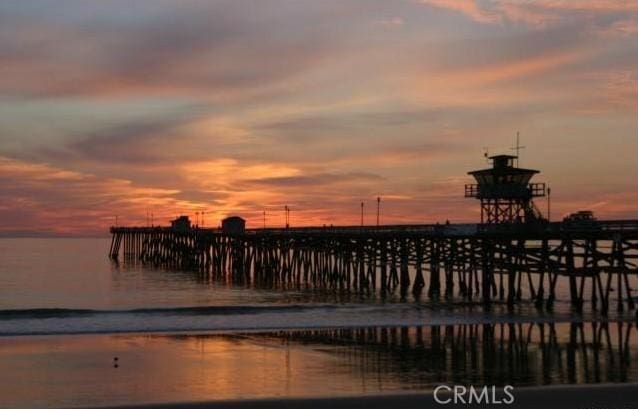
[200,211,210,227]
[284,205,290,229]
[376,196,381,226]
[547,187,551,222]
[360,201,364,227]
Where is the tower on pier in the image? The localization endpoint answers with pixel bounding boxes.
[465,155,546,224]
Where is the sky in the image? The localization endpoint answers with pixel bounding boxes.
[1,0,637,236]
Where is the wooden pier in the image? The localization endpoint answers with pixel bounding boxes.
[109,220,638,314]
[109,154,638,314]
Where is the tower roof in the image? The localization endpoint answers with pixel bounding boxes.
[468,154,539,176]
[468,167,539,176]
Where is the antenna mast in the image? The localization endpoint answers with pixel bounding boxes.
[511,132,525,167]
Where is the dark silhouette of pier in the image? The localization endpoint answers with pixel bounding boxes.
[109,220,638,314]
[109,155,638,314]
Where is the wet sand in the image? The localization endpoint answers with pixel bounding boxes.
[77,384,638,409]
[2,323,637,409]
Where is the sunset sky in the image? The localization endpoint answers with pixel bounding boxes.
[1,0,637,236]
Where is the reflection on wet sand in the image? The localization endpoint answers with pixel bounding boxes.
[0,322,636,409]
[164,321,637,388]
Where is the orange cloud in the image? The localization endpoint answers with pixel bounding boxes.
[422,0,502,24]
[0,156,184,235]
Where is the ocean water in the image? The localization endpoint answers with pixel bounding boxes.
[0,238,629,336]
[1,322,637,409]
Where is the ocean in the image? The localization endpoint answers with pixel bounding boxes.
[0,237,580,337]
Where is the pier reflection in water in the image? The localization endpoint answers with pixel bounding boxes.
[2,321,636,408]
[236,321,637,388]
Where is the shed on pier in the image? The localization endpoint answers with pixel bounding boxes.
[222,216,246,235]
[171,215,191,232]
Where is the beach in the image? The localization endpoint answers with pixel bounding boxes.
[2,321,638,409]
[81,384,638,409]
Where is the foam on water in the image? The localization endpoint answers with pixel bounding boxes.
[0,302,607,336]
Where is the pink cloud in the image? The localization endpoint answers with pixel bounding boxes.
[420,0,638,28]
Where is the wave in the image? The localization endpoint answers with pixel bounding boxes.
[0,303,630,337]
[0,304,342,320]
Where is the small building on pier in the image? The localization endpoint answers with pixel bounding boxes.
[171,215,191,232]
[222,216,246,235]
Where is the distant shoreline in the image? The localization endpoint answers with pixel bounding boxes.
[0,234,110,239]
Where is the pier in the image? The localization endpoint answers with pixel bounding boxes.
[109,154,638,314]
[109,220,638,314]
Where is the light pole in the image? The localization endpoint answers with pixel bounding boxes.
[284,205,289,229]
[360,201,364,227]
[263,210,266,229]
[547,187,551,222]
[376,196,381,226]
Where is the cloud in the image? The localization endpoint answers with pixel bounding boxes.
[420,0,638,29]
[0,156,183,235]
[1,0,637,234]
[245,172,385,188]
[258,108,443,133]
[421,0,503,24]
[0,1,344,100]
[593,17,638,38]
[566,70,638,113]
[67,115,203,164]
[375,17,405,27]
[440,49,589,85]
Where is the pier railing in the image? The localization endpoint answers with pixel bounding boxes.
[111,219,638,237]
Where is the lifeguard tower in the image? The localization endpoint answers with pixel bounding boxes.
[465,155,546,224]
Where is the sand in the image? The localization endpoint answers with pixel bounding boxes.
[72,383,638,409]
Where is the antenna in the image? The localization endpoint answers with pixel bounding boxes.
[510,131,525,167]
